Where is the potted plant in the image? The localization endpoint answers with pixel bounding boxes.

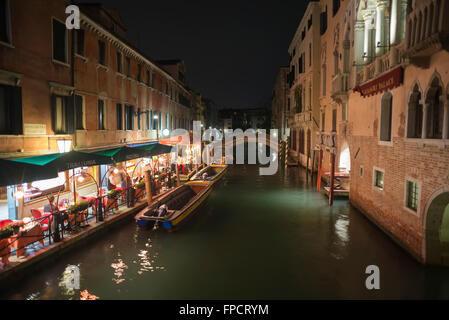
[11,221,24,234]
[68,201,89,214]
[107,189,119,199]
[0,225,13,240]
[135,181,146,190]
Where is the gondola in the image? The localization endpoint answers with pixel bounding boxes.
[135,180,212,231]
[189,164,228,184]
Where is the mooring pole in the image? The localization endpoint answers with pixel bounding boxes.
[144,170,152,205]
[329,152,336,206]
[317,149,323,191]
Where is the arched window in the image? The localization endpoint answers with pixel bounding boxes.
[380,92,393,142]
[407,85,423,138]
[426,78,443,139]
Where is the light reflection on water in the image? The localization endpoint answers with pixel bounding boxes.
[3,165,449,299]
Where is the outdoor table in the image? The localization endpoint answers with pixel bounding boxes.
[104,197,118,212]
[0,238,10,264]
[67,211,86,226]
[11,223,44,257]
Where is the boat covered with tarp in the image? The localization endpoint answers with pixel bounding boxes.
[135,181,212,230]
[189,164,228,183]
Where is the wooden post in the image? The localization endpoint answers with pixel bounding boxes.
[72,169,77,203]
[176,163,180,186]
[317,149,323,191]
[284,140,288,169]
[144,170,152,205]
[329,152,336,206]
[175,145,181,186]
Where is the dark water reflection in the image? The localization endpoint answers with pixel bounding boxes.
[2,165,449,300]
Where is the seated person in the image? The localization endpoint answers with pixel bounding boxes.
[43,196,56,213]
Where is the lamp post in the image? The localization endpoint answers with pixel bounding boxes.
[78,170,103,222]
[154,114,159,140]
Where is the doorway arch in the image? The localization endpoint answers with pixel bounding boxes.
[339,141,351,172]
[425,191,449,265]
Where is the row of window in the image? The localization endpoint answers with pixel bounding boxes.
[51,18,183,103]
[372,168,419,212]
[0,84,191,135]
[320,80,446,143]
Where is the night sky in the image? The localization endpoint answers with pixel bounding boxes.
[81,0,310,109]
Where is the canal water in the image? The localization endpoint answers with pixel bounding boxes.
[2,164,449,300]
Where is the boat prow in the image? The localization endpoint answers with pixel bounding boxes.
[135,180,213,231]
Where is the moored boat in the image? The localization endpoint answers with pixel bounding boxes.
[189,164,228,184]
[135,181,212,231]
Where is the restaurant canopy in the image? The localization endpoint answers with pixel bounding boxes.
[91,146,150,163]
[0,159,59,187]
[159,133,200,146]
[10,151,114,172]
[132,143,174,157]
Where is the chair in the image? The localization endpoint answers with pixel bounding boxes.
[30,209,52,232]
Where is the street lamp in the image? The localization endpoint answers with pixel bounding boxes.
[78,170,103,222]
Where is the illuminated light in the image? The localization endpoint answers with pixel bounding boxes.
[15,191,24,199]
[153,115,159,120]
[113,168,119,174]
[162,129,170,137]
[57,139,72,153]
[77,176,85,183]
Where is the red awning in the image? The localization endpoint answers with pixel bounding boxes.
[353,67,403,98]
[159,133,201,146]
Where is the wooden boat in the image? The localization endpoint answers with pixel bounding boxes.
[189,164,228,184]
[135,181,212,231]
[322,171,350,198]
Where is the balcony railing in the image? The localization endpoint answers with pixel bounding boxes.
[404,0,449,68]
[331,72,348,102]
[315,131,337,152]
[293,111,312,125]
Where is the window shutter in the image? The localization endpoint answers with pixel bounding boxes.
[131,106,135,130]
[51,94,57,133]
[66,95,75,134]
[10,86,23,135]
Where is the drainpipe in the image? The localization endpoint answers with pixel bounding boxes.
[71,27,77,149]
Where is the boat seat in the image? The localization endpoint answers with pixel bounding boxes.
[166,187,196,211]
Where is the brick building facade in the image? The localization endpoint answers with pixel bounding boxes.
[283,0,449,265]
[0,0,198,218]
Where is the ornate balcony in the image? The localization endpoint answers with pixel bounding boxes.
[404,0,449,68]
[315,131,337,154]
[331,72,349,103]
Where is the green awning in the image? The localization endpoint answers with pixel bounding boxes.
[132,143,174,157]
[91,146,150,163]
[11,151,114,172]
[0,159,59,186]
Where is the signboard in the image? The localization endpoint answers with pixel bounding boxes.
[24,124,46,135]
[353,67,403,98]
